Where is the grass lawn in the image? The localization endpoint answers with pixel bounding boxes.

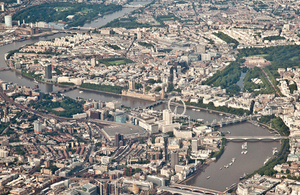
[98,58,134,66]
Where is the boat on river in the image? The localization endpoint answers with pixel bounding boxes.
[242,142,248,150]
[79,91,83,93]
[207,176,210,179]
[264,157,271,165]
[240,173,248,180]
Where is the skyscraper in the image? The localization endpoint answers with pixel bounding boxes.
[4,15,12,27]
[162,134,169,162]
[45,64,52,79]
[115,133,120,147]
[161,85,165,99]
[163,109,172,125]
[192,139,198,152]
[34,120,42,134]
[170,151,179,168]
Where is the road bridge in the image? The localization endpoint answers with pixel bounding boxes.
[164,184,223,195]
[69,27,96,31]
[209,117,248,127]
[52,86,77,94]
[144,100,164,109]
[218,135,288,142]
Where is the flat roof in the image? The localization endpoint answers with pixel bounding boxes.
[103,125,146,139]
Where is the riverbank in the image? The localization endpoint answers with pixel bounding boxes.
[18,71,123,97]
[180,163,209,184]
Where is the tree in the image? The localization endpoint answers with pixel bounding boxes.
[155,86,162,92]
[140,138,144,144]
[151,137,155,144]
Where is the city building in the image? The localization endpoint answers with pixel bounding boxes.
[163,109,172,125]
[4,15,12,27]
[170,151,179,169]
[192,139,198,152]
[34,120,42,134]
[45,64,52,79]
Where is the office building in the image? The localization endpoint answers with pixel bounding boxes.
[115,133,124,147]
[45,64,52,79]
[137,31,142,40]
[0,149,8,158]
[0,2,4,11]
[76,183,97,195]
[201,53,211,61]
[115,133,120,147]
[163,134,168,162]
[91,58,96,67]
[98,181,110,195]
[115,115,127,123]
[163,109,172,125]
[170,151,179,169]
[4,15,12,27]
[192,139,198,152]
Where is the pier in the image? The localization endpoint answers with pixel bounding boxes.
[52,86,77,94]
[0,67,10,71]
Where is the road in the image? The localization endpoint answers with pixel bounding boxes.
[260,67,281,96]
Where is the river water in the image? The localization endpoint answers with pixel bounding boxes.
[0,0,153,108]
[185,122,280,191]
[0,1,281,192]
[83,1,152,29]
[154,104,280,191]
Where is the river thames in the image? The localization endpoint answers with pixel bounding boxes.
[0,1,281,191]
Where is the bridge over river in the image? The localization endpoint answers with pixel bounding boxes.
[52,86,77,94]
[159,183,223,195]
[218,135,288,142]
